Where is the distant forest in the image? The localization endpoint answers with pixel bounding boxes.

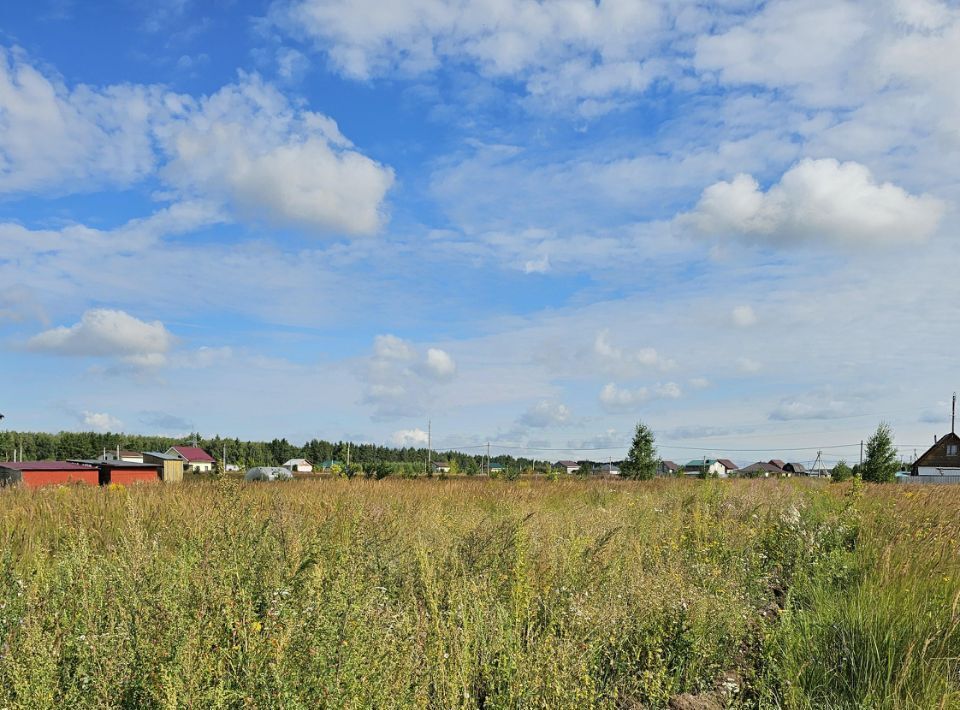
[0,430,567,473]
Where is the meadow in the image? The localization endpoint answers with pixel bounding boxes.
[0,477,957,709]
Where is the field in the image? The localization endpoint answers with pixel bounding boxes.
[0,478,957,709]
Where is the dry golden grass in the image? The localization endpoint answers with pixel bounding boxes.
[0,477,957,708]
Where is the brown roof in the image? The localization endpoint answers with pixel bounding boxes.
[660,460,678,470]
[739,462,782,475]
[768,459,785,469]
[717,458,738,471]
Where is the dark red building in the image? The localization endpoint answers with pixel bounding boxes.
[0,461,99,488]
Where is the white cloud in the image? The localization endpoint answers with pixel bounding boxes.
[593,329,676,375]
[689,377,710,389]
[362,335,458,419]
[158,74,394,236]
[27,309,174,367]
[271,0,669,115]
[82,411,123,432]
[736,357,762,374]
[599,380,680,413]
[731,305,757,327]
[769,388,874,421]
[0,50,394,236]
[523,254,550,274]
[391,428,430,446]
[519,401,571,428]
[423,348,457,379]
[680,158,945,246]
[0,46,160,194]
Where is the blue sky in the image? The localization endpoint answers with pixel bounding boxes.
[1,0,958,466]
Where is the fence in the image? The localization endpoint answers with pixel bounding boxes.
[897,475,960,485]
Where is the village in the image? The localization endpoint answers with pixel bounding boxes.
[3,428,960,488]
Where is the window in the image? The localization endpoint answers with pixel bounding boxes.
[948,444,959,456]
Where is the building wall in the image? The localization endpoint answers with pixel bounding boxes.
[106,469,160,485]
[22,469,99,488]
[162,460,184,482]
[916,466,960,477]
[188,461,213,473]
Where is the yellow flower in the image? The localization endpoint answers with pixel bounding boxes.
[250,621,262,633]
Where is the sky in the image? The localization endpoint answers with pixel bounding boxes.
[1,0,958,467]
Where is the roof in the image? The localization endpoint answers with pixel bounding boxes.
[685,458,718,468]
[739,462,783,474]
[717,459,738,471]
[768,459,785,469]
[785,462,807,473]
[319,459,341,468]
[170,446,215,463]
[556,460,579,467]
[143,451,181,460]
[488,462,505,469]
[0,461,96,471]
[69,459,159,469]
[659,460,678,469]
[282,458,312,466]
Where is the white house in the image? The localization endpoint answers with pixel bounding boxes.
[282,458,313,473]
[555,460,581,474]
[432,461,452,474]
[166,445,215,473]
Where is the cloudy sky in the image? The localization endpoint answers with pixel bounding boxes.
[1,0,957,466]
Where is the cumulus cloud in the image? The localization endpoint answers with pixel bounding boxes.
[0,46,160,194]
[422,347,457,379]
[680,158,945,246]
[518,401,571,428]
[731,305,757,327]
[391,428,430,446]
[82,411,123,432]
[0,51,394,236]
[27,309,174,367]
[362,335,457,419]
[158,74,394,236]
[599,381,680,413]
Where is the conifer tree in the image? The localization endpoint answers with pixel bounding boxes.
[622,421,657,480]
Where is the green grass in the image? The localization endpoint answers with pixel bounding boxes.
[0,478,957,708]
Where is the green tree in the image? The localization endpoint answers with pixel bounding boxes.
[831,459,853,482]
[622,421,657,480]
[861,423,899,483]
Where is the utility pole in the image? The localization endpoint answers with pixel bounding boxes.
[952,392,956,434]
[486,441,490,476]
[859,440,864,469]
[427,420,432,475]
[346,440,351,470]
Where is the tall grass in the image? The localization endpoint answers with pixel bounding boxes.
[0,478,956,708]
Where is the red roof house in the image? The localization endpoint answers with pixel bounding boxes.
[0,461,99,488]
[166,446,216,472]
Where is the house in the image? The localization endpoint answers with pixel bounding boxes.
[682,459,732,477]
[319,459,342,471]
[0,461,99,488]
[911,432,960,477]
[555,460,580,474]
[488,462,506,475]
[768,459,786,470]
[432,461,451,474]
[598,462,621,475]
[98,461,160,486]
[166,445,215,473]
[143,451,185,482]
[282,458,313,473]
[783,462,807,475]
[717,459,738,474]
[225,464,241,472]
[99,449,144,464]
[658,460,679,476]
[737,462,783,478]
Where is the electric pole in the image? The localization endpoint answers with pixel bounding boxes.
[486,441,490,476]
[427,420,431,475]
